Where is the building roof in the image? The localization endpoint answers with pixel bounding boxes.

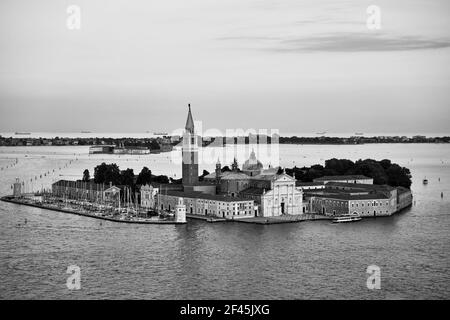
[252,173,278,181]
[156,183,184,191]
[104,186,121,193]
[164,190,251,202]
[296,181,325,187]
[220,172,251,180]
[53,179,106,188]
[396,186,411,195]
[185,104,195,134]
[325,182,396,192]
[242,149,263,171]
[314,175,371,182]
[240,187,266,195]
[52,179,125,190]
[310,192,389,201]
[203,170,234,180]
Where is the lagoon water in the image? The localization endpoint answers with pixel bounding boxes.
[0,143,449,299]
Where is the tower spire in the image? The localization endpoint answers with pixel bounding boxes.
[185,103,195,134]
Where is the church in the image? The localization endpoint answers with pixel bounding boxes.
[157,105,304,218]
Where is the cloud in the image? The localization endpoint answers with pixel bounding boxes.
[279,32,450,52]
[217,32,450,53]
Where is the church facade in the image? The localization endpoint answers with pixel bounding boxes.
[157,105,304,218]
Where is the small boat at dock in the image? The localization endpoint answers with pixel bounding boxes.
[423,178,428,185]
[332,214,362,223]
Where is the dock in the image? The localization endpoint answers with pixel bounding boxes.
[187,213,332,224]
[186,214,228,223]
[231,214,332,225]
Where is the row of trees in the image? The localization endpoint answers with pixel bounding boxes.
[284,158,412,188]
[82,158,412,190]
[81,163,173,191]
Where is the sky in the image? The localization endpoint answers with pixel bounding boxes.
[0,0,449,135]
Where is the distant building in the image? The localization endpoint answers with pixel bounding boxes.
[113,146,150,154]
[89,145,115,154]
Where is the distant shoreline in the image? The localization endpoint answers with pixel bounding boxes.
[1,134,449,147]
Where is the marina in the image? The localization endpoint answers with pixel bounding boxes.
[0,196,186,224]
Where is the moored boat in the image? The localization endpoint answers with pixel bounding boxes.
[332,214,362,223]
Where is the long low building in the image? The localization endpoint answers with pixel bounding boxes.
[51,180,124,206]
[309,192,395,217]
[305,181,412,217]
[158,190,255,219]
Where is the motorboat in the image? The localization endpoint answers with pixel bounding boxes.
[332,214,362,223]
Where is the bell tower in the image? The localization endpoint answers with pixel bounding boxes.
[182,104,199,186]
[215,158,222,184]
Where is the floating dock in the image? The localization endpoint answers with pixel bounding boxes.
[186,213,332,224]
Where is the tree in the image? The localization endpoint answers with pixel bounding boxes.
[136,167,152,185]
[379,159,392,170]
[386,164,412,188]
[153,175,169,184]
[120,168,135,187]
[82,169,90,182]
[325,158,354,175]
[284,158,412,188]
[150,140,160,150]
[170,177,183,184]
[199,170,210,181]
[349,159,388,185]
[94,163,121,185]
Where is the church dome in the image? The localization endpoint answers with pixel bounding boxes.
[242,150,263,172]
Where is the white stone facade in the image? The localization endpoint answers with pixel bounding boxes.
[259,174,303,217]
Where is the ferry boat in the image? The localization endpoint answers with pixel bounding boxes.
[153,132,168,136]
[332,214,362,223]
[14,132,31,135]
